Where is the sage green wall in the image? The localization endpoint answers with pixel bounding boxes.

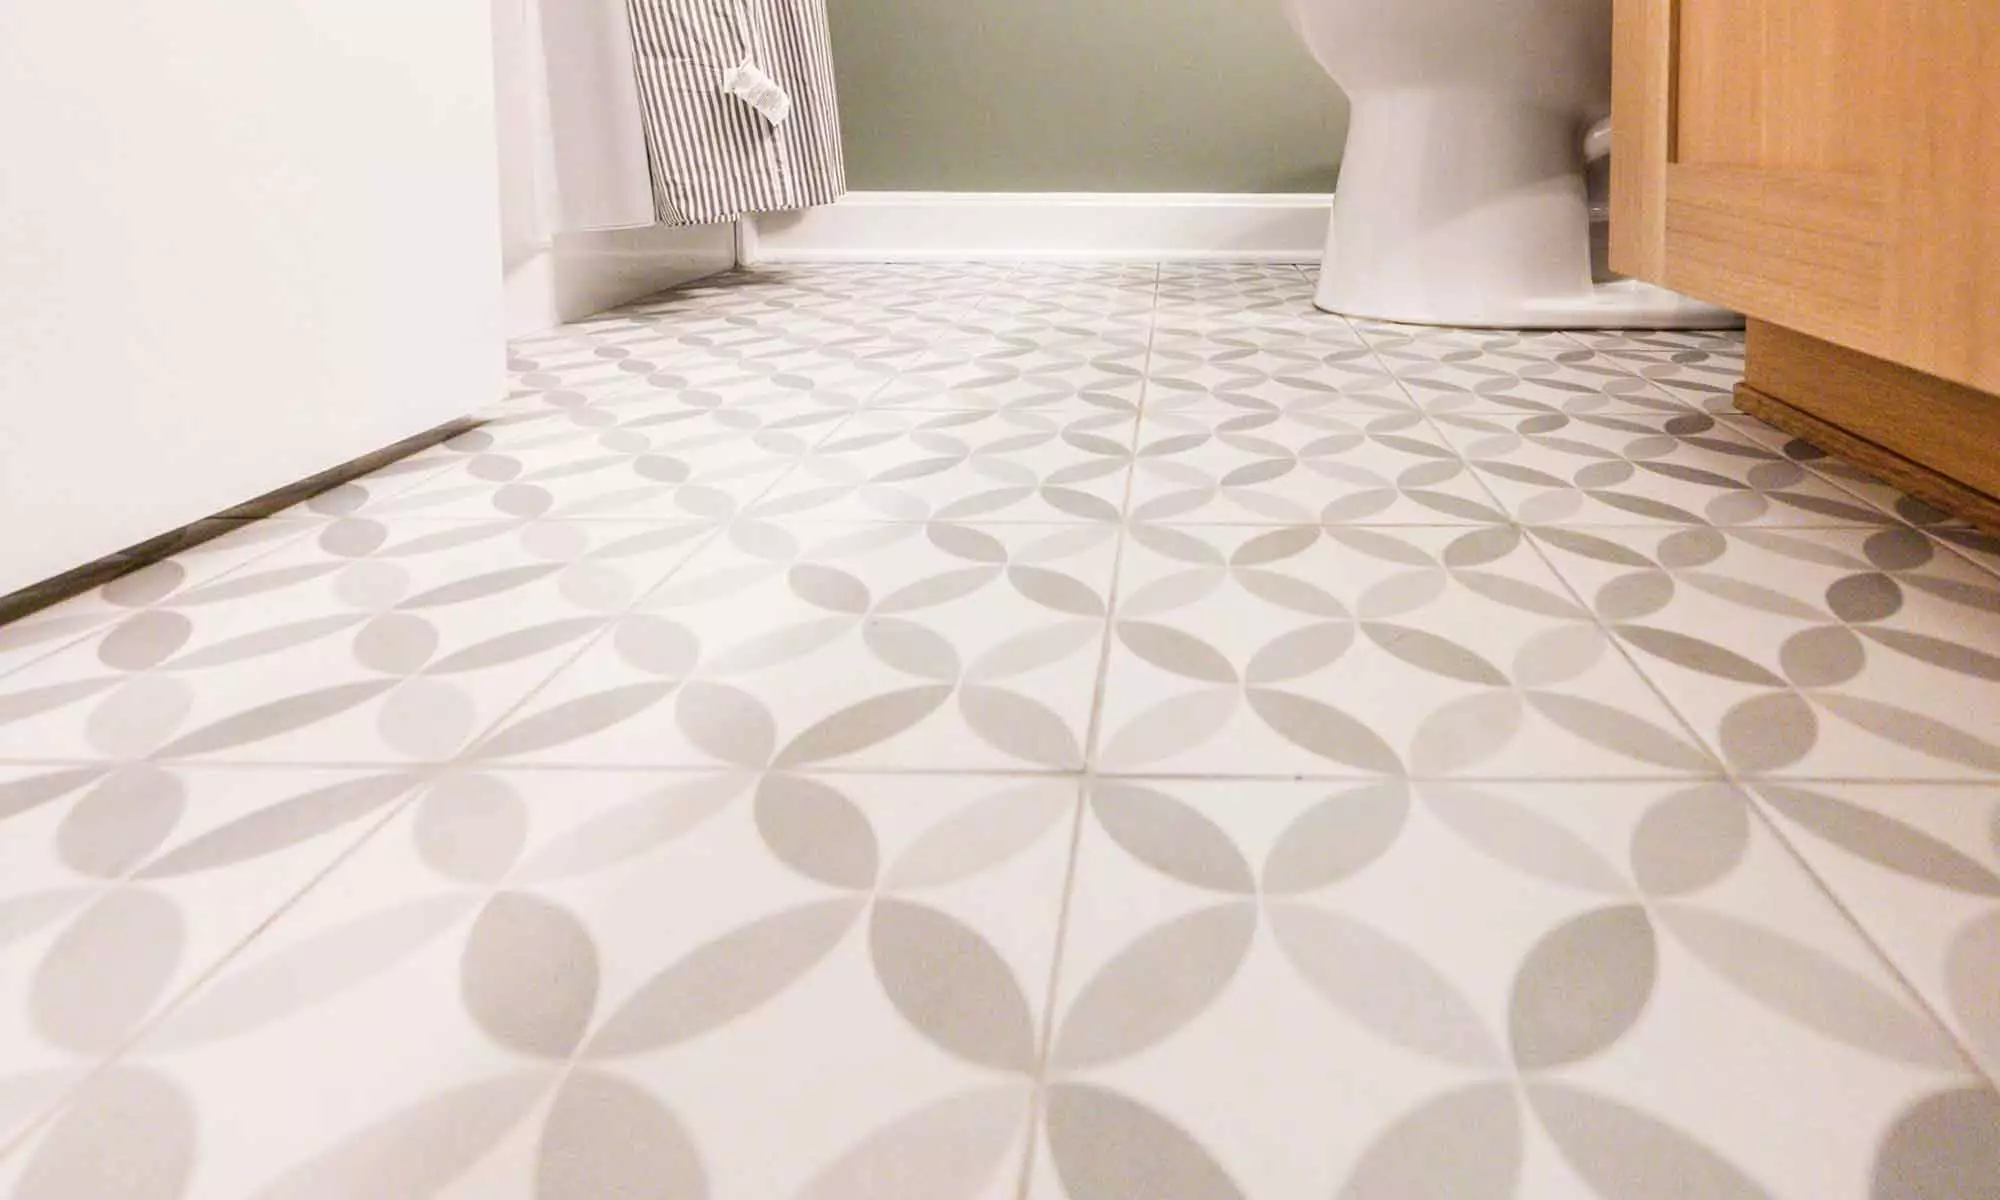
[824,0,1348,193]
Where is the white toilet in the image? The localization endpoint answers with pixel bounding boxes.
[1284,0,1739,329]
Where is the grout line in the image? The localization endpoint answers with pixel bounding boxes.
[1013,259,1164,1200]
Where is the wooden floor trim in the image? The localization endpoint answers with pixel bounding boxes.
[1735,381,2000,535]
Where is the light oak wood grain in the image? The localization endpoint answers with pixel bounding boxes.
[1738,321,2000,534]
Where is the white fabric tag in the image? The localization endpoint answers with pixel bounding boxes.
[723,59,792,126]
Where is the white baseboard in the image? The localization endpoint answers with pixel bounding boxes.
[505,223,735,338]
[739,192,1333,264]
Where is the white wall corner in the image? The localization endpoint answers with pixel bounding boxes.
[740,192,1334,264]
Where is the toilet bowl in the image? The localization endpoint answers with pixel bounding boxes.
[1285,0,1739,329]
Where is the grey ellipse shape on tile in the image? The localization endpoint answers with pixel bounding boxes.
[516,775,746,884]
[1236,566,1349,618]
[1858,627,2000,682]
[1261,784,1410,895]
[1527,1081,1772,1200]
[1678,571,1826,622]
[1756,784,2000,897]
[31,888,185,1054]
[788,563,873,614]
[755,775,879,890]
[155,679,398,758]
[1944,913,2000,1073]
[136,773,418,879]
[1230,525,1321,568]
[967,621,1100,684]
[1826,573,1904,623]
[1524,692,1714,772]
[1053,902,1257,1071]
[1452,570,1592,620]
[397,563,562,610]
[1119,621,1239,685]
[1615,625,1786,686]
[1244,621,1355,685]
[1361,622,1509,686]
[0,766,104,824]
[869,898,1038,1073]
[14,1068,196,1200]
[1424,784,1628,894]
[1092,783,1255,894]
[1508,905,1658,1071]
[677,681,781,767]
[1871,1087,2000,1200]
[957,685,1084,768]
[1247,688,1404,773]
[1443,525,1523,568]
[884,782,1075,892]
[1594,571,1677,621]
[796,1085,1029,1200]
[162,614,369,672]
[0,678,121,728]
[148,894,476,1051]
[1268,902,1502,1069]
[1534,527,1659,569]
[534,1068,707,1199]
[1779,625,1868,688]
[1338,1083,1523,1200]
[96,610,195,670]
[428,617,605,675]
[1009,566,1106,617]
[246,1071,551,1200]
[471,682,676,760]
[460,892,599,1058]
[1045,1082,1247,1200]
[1717,691,1820,772]
[1658,905,1962,1069]
[1409,690,1527,775]
[586,897,863,1057]
[773,685,955,767]
[352,612,441,674]
[414,774,529,884]
[698,616,849,679]
[876,566,1003,615]
[84,675,194,758]
[1511,624,1609,687]
[863,617,963,681]
[1813,693,2000,773]
[55,766,186,879]
[1630,784,1752,896]
[1100,689,1239,769]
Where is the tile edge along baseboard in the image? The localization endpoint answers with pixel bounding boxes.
[737,192,1335,264]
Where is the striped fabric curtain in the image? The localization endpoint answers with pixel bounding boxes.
[625,0,847,227]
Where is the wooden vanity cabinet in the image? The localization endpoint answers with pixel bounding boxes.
[1611,0,2000,528]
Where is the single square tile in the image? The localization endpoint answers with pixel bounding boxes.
[472,520,1119,770]
[0,520,711,765]
[1095,524,1714,777]
[1531,524,2000,778]
[1436,411,1895,526]
[1129,411,1507,525]
[750,409,1136,524]
[1750,781,2000,1083]
[1032,778,1987,1200]
[0,765,429,1142]
[0,770,1074,1199]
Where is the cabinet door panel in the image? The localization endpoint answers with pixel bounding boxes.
[1612,0,1999,392]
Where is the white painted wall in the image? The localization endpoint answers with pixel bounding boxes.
[0,2,508,595]
[493,0,732,337]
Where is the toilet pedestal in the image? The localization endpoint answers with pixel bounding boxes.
[1314,90,1739,329]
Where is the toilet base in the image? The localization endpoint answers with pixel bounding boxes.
[1312,90,1742,331]
[1314,278,1744,331]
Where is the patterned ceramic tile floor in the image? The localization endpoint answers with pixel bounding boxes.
[3,263,1999,1198]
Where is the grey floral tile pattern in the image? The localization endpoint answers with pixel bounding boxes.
[3,263,1998,1197]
